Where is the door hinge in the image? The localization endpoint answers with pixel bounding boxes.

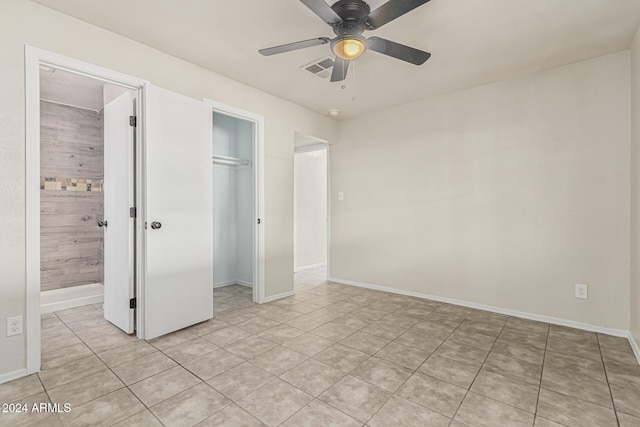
[129,207,136,218]
[129,115,137,127]
[129,298,136,309]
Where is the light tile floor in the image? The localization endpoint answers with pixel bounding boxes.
[1,266,640,426]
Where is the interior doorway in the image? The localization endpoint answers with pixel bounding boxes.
[293,139,329,287]
[26,47,146,374]
[38,65,137,331]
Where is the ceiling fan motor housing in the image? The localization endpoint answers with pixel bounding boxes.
[331,0,371,35]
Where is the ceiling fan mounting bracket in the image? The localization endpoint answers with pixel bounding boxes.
[331,0,370,36]
[331,0,371,21]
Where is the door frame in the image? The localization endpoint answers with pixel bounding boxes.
[25,46,147,374]
[204,99,266,304]
[293,143,330,277]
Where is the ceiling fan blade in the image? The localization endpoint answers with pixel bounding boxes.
[367,36,431,65]
[330,57,350,82]
[300,0,343,25]
[259,37,331,56]
[366,0,431,29]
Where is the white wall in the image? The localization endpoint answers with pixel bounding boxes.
[332,51,631,330]
[631,27,640,346]
[0,1,338,379]
[294,149,328,270]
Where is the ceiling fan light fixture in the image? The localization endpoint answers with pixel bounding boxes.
[258,0,433,82]
[332,36,366,60]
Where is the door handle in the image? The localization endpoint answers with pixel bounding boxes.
[97,220,108,228]
[150,221,162,230]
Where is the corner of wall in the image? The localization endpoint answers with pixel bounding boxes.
[630,23,640,352]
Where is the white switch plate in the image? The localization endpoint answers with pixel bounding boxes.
[7,315,23,336]
[338,191,344,201]
[575,284,588,299]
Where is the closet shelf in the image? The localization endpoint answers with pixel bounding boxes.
[212,155,251,167]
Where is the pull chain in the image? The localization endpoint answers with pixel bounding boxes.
[351,60,357,101]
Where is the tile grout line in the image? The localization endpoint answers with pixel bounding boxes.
[596,333,622,427]
[363,306,476,424]
[447,312,507,424]
[39,292,253,425]
[279,297,443,425]
[461,323,554,421]
[532,326,621,427]
[368,308,457,423]
[45,309,156,425]
[532,323,550,426]
[233,282,360,425]
[36,311,63,425]
[538,334,630,416]
[302,306,395,424]
[123,290,255,424]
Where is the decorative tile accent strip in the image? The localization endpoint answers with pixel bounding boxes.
[40,177,103,192]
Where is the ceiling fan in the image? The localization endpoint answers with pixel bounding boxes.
[259,0,432,82]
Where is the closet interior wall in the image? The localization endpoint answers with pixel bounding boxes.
[212,112,254,289]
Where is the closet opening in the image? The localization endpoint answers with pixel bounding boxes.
[212,110,262,303]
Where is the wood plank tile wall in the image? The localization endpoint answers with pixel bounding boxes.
[40,101,104,291]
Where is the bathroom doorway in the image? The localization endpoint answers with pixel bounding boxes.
[38,65,137,332]
[26,49,144,374]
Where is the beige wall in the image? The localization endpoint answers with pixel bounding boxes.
[631,27,640,347]
[0,1,338,378]
[332,51,631,330]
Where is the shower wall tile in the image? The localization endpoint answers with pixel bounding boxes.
[40,177,103,192]
[40,101,104,292]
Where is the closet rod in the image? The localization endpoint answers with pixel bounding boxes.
[212,155,251,167]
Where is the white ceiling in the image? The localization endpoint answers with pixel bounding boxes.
[31,0,640,119]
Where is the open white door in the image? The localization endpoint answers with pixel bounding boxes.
[103,91,135,333]
[143,85,213,340]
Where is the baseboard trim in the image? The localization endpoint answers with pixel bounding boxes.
[0,368,28,385]
[213,281,236,288]
[236,281,253,288]
[263,290,295,303]
[294,262,327,273]
[214,281,253,289]
[329,276,631,338]
[629,332,640,365]
[40,283,104,314]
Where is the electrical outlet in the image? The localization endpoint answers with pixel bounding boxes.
[575,284,588,299]
[7,315,23,336]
